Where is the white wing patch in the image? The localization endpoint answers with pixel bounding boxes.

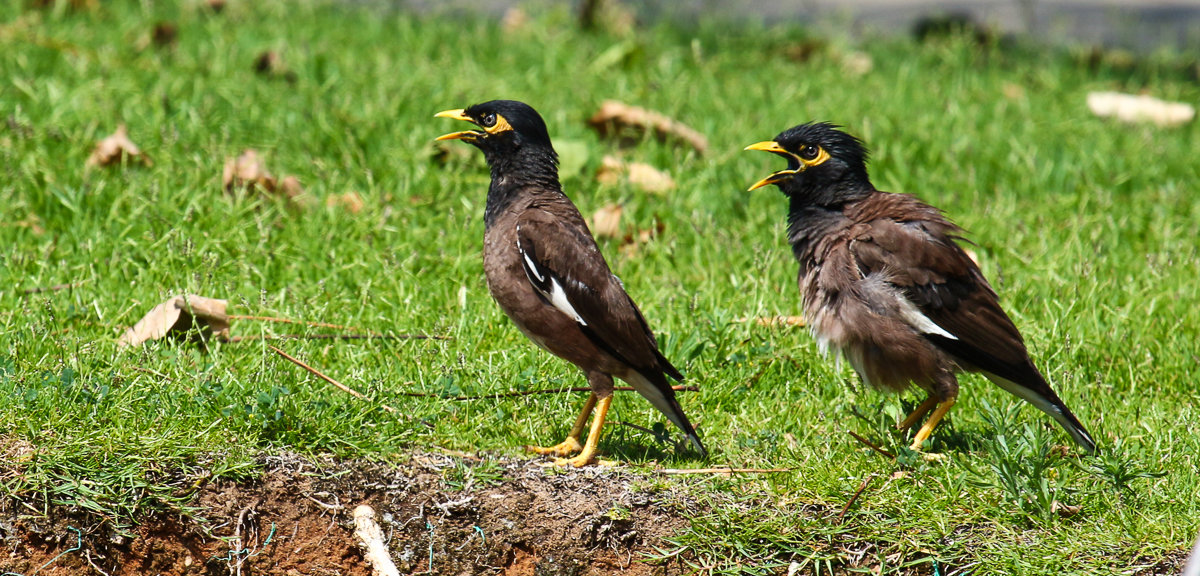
[896,296,957,340]
[545,277,587,326]
[521,250,544,282]
[516,230,588,327]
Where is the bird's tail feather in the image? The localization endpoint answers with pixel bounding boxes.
[624,371,708,458]
[987,373,1097,453]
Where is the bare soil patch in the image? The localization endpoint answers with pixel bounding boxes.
[1,452,700,575]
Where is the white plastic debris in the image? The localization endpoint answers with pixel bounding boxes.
[1087,91,1195,127]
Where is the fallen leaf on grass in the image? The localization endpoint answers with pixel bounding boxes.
[222,150,308,208]
[500,6,528,32]
[840,51,874,77]
[1,213,45,236]
[587,100,708,155]
[742,315,807,328]
[86,125,151,169]
[589,202,623,238]
[118,295,230,348]
[626,161,674,193]
[152,21,178,48]
[1051,501,1082,518]
[223,149,275,193]
[618,217,665,258]
[595,155,674,193]
[1087,91,1195,127]
[326,191,364,214]
[254,50,297,82]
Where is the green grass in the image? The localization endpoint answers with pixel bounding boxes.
[2,1,1198,573]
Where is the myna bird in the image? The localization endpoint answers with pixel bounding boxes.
[745,122,1096,455]
[435,100,707,467]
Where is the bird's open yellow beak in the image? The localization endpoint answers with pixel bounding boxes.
[435,109,481,141]
[744,140,801,191]
[744,140,789,154]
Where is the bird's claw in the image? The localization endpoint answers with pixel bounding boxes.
[525,437,582,457]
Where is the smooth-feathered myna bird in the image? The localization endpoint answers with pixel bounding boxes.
[744,122,1096,455]
[435,99,707,467]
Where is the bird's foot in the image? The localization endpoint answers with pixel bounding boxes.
[543,455,618,468]
[907,441,947,462]
[919,451,946,462]
[525,437,582,458]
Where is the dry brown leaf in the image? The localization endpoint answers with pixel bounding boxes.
[204,0,226,13]
[595,155,624,186]
[3,213,45,236]
[784,40,826,63]
[254,50,296,82]
[589,203,623,239]
[279,175,305,201]
[1052,501,1082,518]
[500,7,528,32]
[626,161,675,193]
[578,0,635,36]
[743,315,808,328]
[326,191,364,214]
[618,217,665,258]
[223,149,277,194]
[118,295,230,348]
[1002,83,1026,101]
[86,125,151,169]
[840,51,874,77]
[587,100,708,155]
[594,155,674,194]
[152,21,178,48]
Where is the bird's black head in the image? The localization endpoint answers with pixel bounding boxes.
[436,99,556,166]
[744,122,873,206]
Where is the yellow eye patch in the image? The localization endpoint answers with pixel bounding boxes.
[801,146,831,168]
[482,113,513,135]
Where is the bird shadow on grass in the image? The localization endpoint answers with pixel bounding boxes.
[849,399,992,461]
[602,420,709,466]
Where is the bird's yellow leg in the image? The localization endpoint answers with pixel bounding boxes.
[527,392,597,457]
[909,397,956,452]
[560,395,613,468]
[897,396,940,430]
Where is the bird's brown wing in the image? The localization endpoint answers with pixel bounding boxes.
[845,198,1035,384]
[514,208,681,382]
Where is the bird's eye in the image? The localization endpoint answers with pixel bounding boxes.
[799,145,820,161]
[480,113,497,128]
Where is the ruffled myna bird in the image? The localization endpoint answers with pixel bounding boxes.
[435,100,707,466]
[745,122,1096,455]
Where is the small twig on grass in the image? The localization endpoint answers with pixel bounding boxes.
[847,430,895,459]
[268,344,397,414]
[353,505,401,576]
[228,315,360,331]
[399,384,697,401]
[21,281,87,294]
[229,333,423,343]
[658,467,792,475]
[228,314,448,340]
[838,474,877,523]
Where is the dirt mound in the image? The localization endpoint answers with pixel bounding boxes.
[2,452,700,575]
